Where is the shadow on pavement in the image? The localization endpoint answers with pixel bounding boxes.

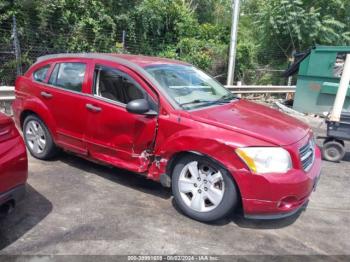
[0,184,53,250]
[57,152,172,200]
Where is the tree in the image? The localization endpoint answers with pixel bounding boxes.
[251,0,350,55]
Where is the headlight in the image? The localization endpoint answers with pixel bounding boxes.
[236,147,292,174]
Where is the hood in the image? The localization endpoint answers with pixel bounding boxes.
[189,99,310,146]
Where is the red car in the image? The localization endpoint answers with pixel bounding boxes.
[13,53,321,222]
[0,112,27,215]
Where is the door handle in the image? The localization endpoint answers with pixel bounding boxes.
[40,91,53,99]
[86,103,102,112]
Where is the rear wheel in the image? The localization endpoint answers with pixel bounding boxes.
[172,155,238,222]
[322,140,345,162]
[23,115,58,160]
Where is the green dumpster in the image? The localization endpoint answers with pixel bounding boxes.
[292,45,350,114]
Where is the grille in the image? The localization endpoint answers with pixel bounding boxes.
[299,138,315,171]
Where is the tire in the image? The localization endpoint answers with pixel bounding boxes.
[322,140,345,162]
[23,115,58,160]
[172,154,238,222]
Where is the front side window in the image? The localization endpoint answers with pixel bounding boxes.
[145,64,236,110]
[93,65,145,104]
[33,65,50,82]
[48,62,86,92]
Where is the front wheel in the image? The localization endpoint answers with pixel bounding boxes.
[172,155,238,222]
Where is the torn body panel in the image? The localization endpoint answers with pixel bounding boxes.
[133,149,154,173]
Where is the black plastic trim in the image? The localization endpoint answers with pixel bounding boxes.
[244,201,309,220]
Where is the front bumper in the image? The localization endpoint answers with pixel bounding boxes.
[241,146,322,219]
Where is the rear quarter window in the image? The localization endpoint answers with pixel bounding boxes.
[33,65,50,82]
[48,62,86,92]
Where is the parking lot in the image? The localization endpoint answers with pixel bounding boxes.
[0,121,350,256]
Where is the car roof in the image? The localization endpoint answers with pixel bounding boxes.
[110,54,190,67]
[37,53,190,68]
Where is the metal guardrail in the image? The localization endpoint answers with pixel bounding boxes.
[225,85,296,94]
[0,86,15,115]
[0,86,15,101]
[0,85,296,102]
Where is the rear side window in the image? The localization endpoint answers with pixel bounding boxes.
[33,65,50,82]
[48,62,86,92]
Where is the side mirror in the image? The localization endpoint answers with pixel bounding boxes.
[126,99,157,116]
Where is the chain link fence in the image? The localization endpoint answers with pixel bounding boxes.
[0,18,291,87]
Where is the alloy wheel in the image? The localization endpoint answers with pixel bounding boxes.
[25,120,47,154]
[178,161,225,212]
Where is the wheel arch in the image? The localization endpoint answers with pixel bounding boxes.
[166,151,203,177]
[324,137,345,146]
[20,110,38,129]
[20,107,57,141]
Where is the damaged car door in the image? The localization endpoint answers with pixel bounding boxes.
[84,62,158,173]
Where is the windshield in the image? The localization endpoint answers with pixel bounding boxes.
[145,64,236,110]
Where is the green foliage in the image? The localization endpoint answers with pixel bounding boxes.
[239,0,350,84]
[251,0,350,52]
[0,0,349,85]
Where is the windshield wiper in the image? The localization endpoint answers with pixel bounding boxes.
[179,99,215,107]
[179,94,238,109]
[215,93,239,104]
